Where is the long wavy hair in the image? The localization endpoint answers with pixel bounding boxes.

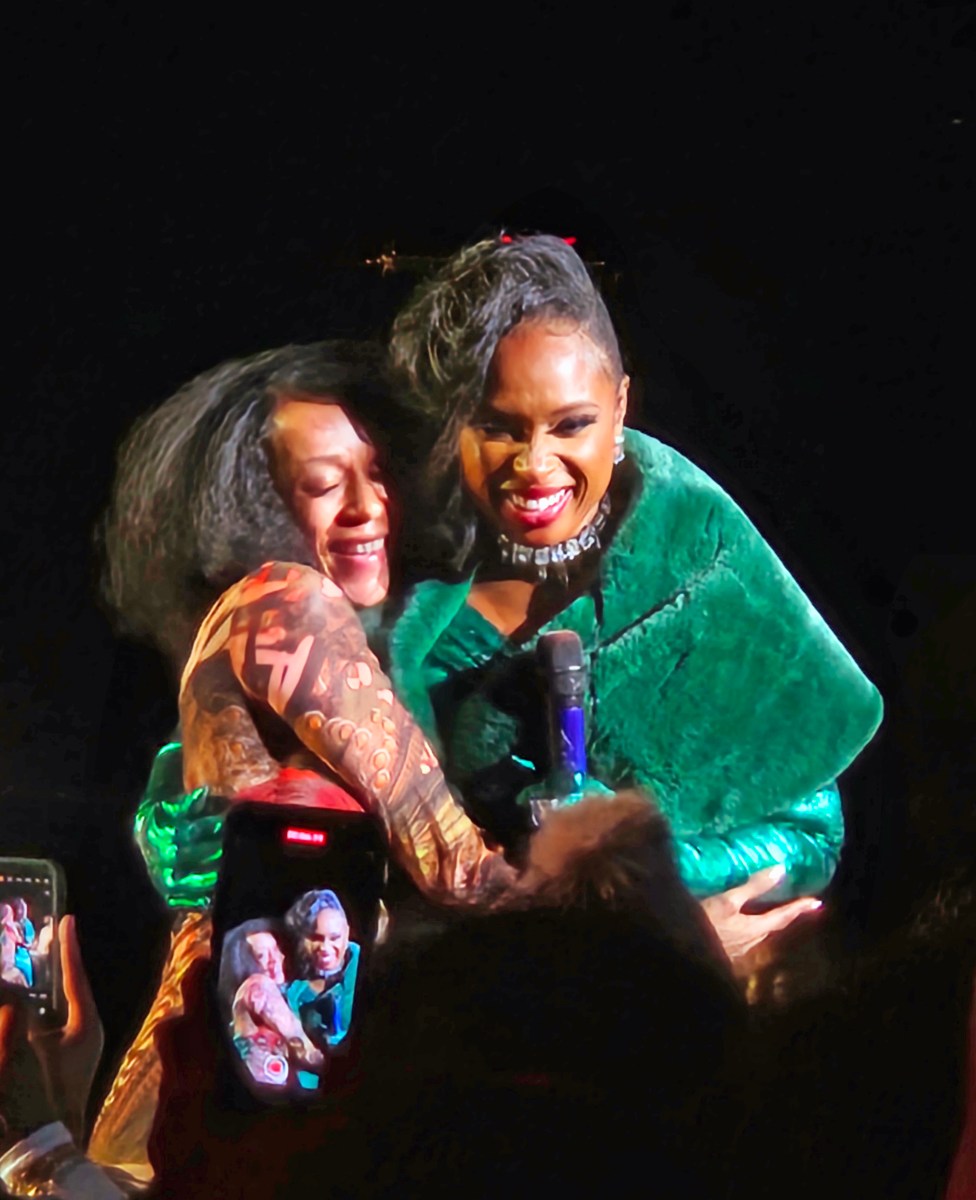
[388,234,626,573]
[100,341,396,669]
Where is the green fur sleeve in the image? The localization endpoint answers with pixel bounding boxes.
[672,782,843,898]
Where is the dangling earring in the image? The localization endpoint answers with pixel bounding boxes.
[613,433,625,465]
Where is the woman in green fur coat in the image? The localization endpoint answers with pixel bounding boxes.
[123,239,882,963]
[386,233,884,958]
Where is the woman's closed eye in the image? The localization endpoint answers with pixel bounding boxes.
[301,478,341,498]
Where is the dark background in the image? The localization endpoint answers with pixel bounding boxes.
[3,2,973,1102]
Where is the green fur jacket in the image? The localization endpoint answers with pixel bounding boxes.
[389,429,883,900]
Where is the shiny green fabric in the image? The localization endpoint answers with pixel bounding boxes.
[673,783,843,897]
[134,741,226,909]
[389,430,883,900]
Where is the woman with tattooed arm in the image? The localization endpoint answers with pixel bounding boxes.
[91,342,514,1174]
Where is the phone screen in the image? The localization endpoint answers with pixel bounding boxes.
[0,858,63,1019]
[211,803,386,1105]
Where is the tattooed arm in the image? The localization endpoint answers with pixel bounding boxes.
[179,562,516,901]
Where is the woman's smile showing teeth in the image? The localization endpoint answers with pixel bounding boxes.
[502,486,572,528]
[270,398,391,608]
[458,321,628,549]
[324,531,390,607]
[328,537,385,557]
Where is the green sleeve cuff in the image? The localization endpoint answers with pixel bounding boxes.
[674,782,843,899]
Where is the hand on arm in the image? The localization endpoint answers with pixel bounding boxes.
[700,866,823,961]
[678,785,841,962]
[674,783,844,901]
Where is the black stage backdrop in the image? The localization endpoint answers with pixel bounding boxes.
[2,3,973,1111]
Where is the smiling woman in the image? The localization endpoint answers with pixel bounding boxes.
[102,337,517,891]
[101,342,392,671]
[93,340,515,1176]
[388,233,884,956]
[461,321,626,543]
[460,320,627,634]
[268,397,391,609]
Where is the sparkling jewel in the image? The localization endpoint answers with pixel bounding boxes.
[496,493,611,583]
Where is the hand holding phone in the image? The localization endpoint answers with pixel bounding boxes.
[210,804,386,1107]
[0,915,103,1154]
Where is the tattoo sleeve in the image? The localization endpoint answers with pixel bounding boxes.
[181,563,515,901]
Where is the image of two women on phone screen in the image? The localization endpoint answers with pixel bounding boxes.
[217,888,359,1092]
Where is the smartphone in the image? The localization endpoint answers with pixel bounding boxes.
[210,802,387,1107]
[0,858,65,1021]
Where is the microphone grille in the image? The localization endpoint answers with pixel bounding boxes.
[537,630,585,676]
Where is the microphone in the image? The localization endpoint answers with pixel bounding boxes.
[526,631,589,826]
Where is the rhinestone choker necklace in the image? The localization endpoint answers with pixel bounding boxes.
[495,493,611,583]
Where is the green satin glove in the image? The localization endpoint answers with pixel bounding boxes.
[674,782,844,901]
[133,742,227,909]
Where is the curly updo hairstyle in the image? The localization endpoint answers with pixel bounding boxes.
[100,341,393,669]
[388,234,625,572]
